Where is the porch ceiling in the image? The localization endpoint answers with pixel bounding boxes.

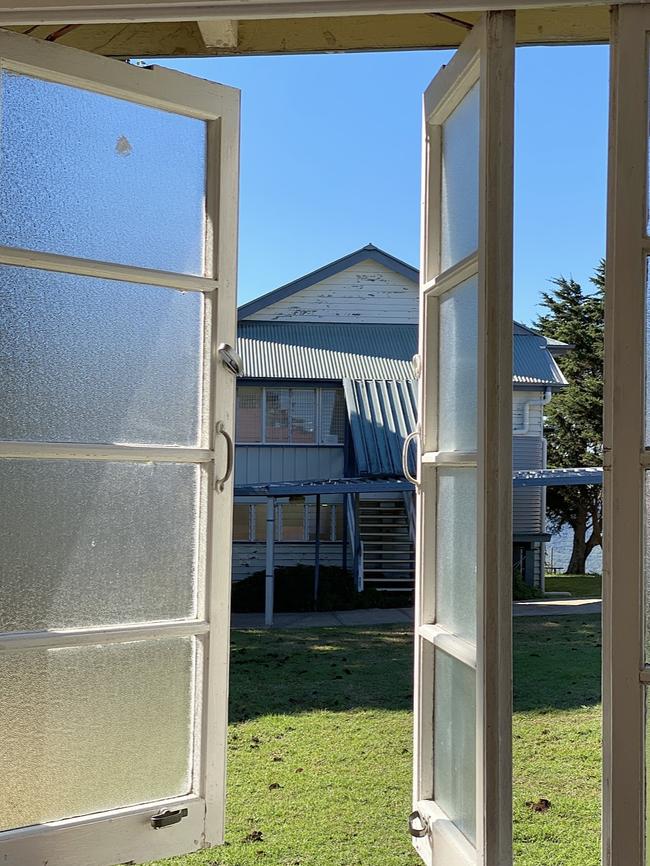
[6,7,608,56]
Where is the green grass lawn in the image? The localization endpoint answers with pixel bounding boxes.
[152,616,601,866]
[544,574,602,598]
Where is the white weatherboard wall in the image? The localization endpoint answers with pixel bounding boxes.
[513,436,544,534]
[233,543,350,582]
[247,260,418,324]
[513,390,545,436]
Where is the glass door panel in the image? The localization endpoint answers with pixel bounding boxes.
[412,13,514,866]
[0,27,239,866]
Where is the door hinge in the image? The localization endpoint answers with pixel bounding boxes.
[150,808,188,829]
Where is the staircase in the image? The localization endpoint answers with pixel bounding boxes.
[358,499,415,592]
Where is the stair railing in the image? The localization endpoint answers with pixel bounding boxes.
[346,493,365,593]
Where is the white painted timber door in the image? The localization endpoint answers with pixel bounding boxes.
[0,29,239,866]
[410,12,514,866]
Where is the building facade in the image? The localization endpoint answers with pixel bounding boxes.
[233,245,566,590]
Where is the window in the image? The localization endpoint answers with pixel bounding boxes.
[236,387,262,442]
[236,387,346,445]
[232,503,267,542]
[291,390,317,443]
[265,389,291,442]
[233,503,251,541]
[321,389,347,444]
[232,501,344,543]
[277,501,306,541]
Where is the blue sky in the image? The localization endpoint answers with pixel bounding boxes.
[161,44,608,326]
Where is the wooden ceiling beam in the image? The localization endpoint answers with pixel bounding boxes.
[7,7,609,57]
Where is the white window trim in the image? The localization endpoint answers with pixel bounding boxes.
[0,28,239,866]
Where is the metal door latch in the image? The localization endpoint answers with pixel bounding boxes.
[407,810,428,838]
[150,808,188,829]
[218,342,243,376]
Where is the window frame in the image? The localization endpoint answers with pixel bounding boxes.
[0,29,239,866]
[236,385,346,446]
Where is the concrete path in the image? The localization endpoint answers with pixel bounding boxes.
[231,598,602,629]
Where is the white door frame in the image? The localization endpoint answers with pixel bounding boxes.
[603,5,649,864]
[0,29,239,866]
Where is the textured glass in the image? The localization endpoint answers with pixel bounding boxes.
[438,276,478,452]
[0,637,195,830]
[434,650,476,843]
[440,82,480,272]
[0,266,203,445]
[0,71,206,274]
[0,460,200,632]
[436,469,477,643]
[646,260,650,447]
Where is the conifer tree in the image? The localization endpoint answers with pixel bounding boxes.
[534,262,604,574]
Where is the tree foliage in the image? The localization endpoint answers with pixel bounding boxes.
[534,263,604,574]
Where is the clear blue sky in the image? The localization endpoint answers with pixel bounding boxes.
[161,44,608,326]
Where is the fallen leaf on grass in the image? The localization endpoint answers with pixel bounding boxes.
[526,798,552,813]
[244,830,264,843]
[268,782,282,790]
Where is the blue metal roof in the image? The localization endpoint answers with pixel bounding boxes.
[234,467,603,497]
[238,322,416,381]
[235,476,415,496]
[343,379,418,477]
[513,333,568,389]
[237,321,565,388]
[513,468,603,487]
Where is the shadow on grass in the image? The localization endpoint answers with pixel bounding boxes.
[513,614,602,712]
[229,625,414,722]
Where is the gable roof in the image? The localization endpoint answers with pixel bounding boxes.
[237,244,418,320]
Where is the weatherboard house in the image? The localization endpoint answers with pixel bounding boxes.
[232,245,566,592]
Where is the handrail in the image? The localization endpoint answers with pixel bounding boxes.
[346,493,364,593]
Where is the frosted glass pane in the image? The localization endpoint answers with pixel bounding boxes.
[0,460,201,631]
[0,71,206,275]
[434,650,476,844]
[438,276,478,452]
[436,469,477,643]
[440,82,480,272]
[0,265,203,445]
[0,637,195,830]
[645,260,650,447]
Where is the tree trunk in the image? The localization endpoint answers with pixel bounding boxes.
[567,510,588,574]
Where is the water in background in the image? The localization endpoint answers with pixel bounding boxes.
[546,523,602,575]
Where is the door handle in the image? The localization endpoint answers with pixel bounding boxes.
[214,420,234,492]
[402,430,420,487]
[150,808,188,829]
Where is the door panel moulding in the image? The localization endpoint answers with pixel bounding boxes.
[6,7,609,55]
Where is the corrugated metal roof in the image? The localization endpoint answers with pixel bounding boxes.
[513,334,568,387]
[238,322,416,381]
[238,321,566,388]
[343,379,418,477]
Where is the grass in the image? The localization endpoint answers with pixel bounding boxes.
[544,574,602,598]
[151,616,602,866]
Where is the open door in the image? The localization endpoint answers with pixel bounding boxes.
[0,29,239,866]
[409,13,514,866]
